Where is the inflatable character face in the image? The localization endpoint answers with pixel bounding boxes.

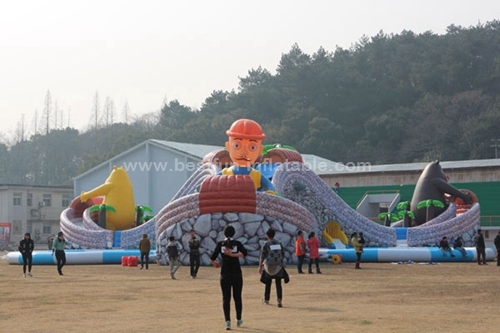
[225,119,265,168]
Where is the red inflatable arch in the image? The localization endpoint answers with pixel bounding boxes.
[201,149,233,169]
[199,175,256,215]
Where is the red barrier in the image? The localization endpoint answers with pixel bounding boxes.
[121,256,129,266]
[127,256,138,267]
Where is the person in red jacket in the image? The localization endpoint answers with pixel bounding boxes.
[307,231,321,274]
[295,230,306,274]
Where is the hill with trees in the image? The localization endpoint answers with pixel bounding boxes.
[2,20,500,185]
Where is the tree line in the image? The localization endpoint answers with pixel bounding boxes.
[1,20,500,186]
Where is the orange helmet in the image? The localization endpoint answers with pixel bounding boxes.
[226,119,265,140]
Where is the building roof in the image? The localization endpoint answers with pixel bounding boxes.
[73,139,341,179]
[325,159,500,175]
[149,139,223,159]
[0,184,73,190]
[151,140,342,175]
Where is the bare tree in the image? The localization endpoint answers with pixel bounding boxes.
[90,91,100,131]
[59,106,64,129]
[42,90,52,135]
[54,100,58,129]
[14,114,26,143]
[103,96,116,128]
[122,100,131,124]
[31,109,39,135]
[67,107,71,128]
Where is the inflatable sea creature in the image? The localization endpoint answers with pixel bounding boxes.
[410,161,472,225]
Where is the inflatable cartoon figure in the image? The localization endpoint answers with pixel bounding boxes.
[410,160,472,225]
[220,119,276,194]
[80,166,136,230]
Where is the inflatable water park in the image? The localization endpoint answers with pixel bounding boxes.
[6,118,495,265]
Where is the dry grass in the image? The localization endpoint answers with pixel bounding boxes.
[1,255,500,333]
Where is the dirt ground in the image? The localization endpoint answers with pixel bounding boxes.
[1,255,500,333]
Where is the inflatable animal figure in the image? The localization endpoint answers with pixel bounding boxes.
[410,161,472,225]
[80,166,136,230]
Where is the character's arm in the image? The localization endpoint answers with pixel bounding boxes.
[260,176,275,192]
[432,179,472,203]
[80,183,113,202]
[260,176,279,195]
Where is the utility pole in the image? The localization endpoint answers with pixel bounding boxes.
[491,138,500,158]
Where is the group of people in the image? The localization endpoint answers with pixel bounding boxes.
[209,225,295,330]
[19,231,67,277]
[19,225,500,331]
[139,229,201,280]
[294,230,322,274]
[439,229,500,266]
[140,226,289,330]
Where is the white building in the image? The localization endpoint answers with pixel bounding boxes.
[73,139,339,217]
[0,184,74,245]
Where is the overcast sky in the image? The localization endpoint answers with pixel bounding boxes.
[1,0,499,139]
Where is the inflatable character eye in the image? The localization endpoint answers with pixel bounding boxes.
[231,142,241,150]
[249,144,258,151]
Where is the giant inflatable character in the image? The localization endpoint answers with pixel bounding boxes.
[410,161,472,225]
[220,119,276,194]
[80,166,136,230]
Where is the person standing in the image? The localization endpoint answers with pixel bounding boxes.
[307,231,321,274]
[166,236,181,279]
[139,233,151,270]
[52,231,67,275]
[474,229,487,265]
[494,231,500,266]
[210,225,248,331]
[295,230,306,274]
[19,232,35,277]
[188,229,201,278]
[351,232,363,269]
[259,228,287,308]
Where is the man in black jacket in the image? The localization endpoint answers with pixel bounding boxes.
[474,229,487,265]
[494,231,500,266]
[19,233,35,277]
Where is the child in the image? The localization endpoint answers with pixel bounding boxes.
[166,236,181,279]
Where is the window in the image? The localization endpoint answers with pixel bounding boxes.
[43,225,51,234]
[13,193,22,206]
[62,194,71,207]
[27,193,33,206]
[42,194,52,207]
[13,220,23,234]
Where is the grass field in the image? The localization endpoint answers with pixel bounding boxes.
[1,254,499,333]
